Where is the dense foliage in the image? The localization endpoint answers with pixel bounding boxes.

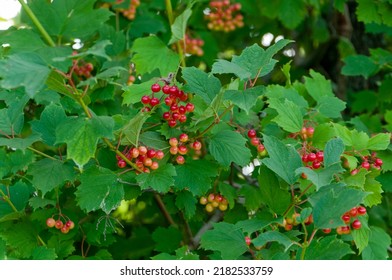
[0,0,391,260]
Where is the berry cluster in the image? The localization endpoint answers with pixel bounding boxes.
[300,126,314,140]
[141,83,195,128]
[247,129,267,156]
[70,53,94,80]
[168,134,202,164]
[46,217,75,234]
[351,152,383,175]
[199,193,228,212]
[117,0,140,20]
[323,205,366,235]
[301,151,324,170]
[127,64,136,86]
[116,146,164,173]
[205,0,244,32]
[176,34,205,57]
[282,213,313,231]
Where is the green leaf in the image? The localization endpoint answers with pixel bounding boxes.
[136,164,176,193]
[304,70,334,102]
[211,40,293,80]
[139,131,169,150]
[0,29,46,54]
[303,236,353,259]
[169,7,192,44]
[356,0,382,25]
[252,231,295,251]
[324,138,345,167]
[268,98,303,133]
[174,159,219,196]
[72,40,112,61]
[344,168,368,187]
[28,197,56,210]
[363,172,383,207]
[75,166,124,214]
[296,163,345,190]
[0,182,30,218]
[175,191,197,219]
[0,133,41,150]
[317,96,346,118]
[261,134,303,185]
[332,123,353,146]
[56,116,114,168]
[182,67,221,104]
[0,223,37,259]
[225,86,264,114]
[0,52,50,97]
[26,0,112,39]
[200,222,247,260]
[30,104,67,146]
[131,36,180,76]
[342,55,378,78]
[218,183,237,209]
[367,133,391,150]
[32,247,57,260]
[28,159,75,195]
[309,183,368,229]
[362,226,391,260]
[152,226,182,253]
[234,216,282,234]
[312,123,336,149]
[120,112,150,146]
[208,130,251,167]
[122,79,156,106]
[258,165,291,215]
[45,71,73,97]
[238,185,264,211]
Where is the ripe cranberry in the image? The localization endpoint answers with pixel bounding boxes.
[302,154,309,163]
[257,144,265,152]
[350,169,359,176]
[176,155,185,165]
[192,141,202,150]
[117,159,127,168]
[138,146,148,155]
[185,103,195,112]
[151,83,161,92]
[179,115,187,123]
[143,158,153,167]
[155,150,164,160]
[307,153,317,161]
[170,146,178,155]
[169,138,178,147]
[172,112,180,120]
[55,220,63,229]
[352,219,361,230]
[46,218,56,228]
[162,85,170,94]
[341,214,351,224]
[141,95,151,104]
[312,161,321,169]
[375,158,383,166]
[65,220,75,230]
[361,161,370,170]
[163,112,171,120]
[245,236,251,246]
[164,97,173,106]
[168,120,177,127]
[349,207,358,217]
[247,129,257,138]
[61,226,70,234]
[178,106,186,115]
[316,151,324,161]
[178,145,188,155]
[170,104,179,112]
[147,149,156,158]
[179,133,189,143]
[149,97,160,107]
[322,228,331,234]
[169,86,179,95]
[250,137,260,146]
[141,107,151,112]
[131,148,140,158]
[306,127,315,137]
[357,206,366,215]
[150,161,159,170]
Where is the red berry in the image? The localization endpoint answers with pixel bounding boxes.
[322,228,331,234]
[192,141,202,150]
[361,161,370,170]
[178,145,188,155]
[179,115,187,123]
[141,95,151,104]
[65,220,75,230]
[350,168,359,176]
[179,133,189,143]
[207,193,215,202]
[312,161,321,169]
[178,106,186,115]
[162,85,170,94]
[306,127,315,137]
[352,219,361,230]
[138,146,148,155]
[164,97,173,106]
[131,148,140,158]
[257,144,265,153]
[172,112,180,120]
[342,214,351,224]
[170,104,179,112]
[141,107,151,112]
[150,161,159,170]
[170,146,178,155]
[357,206,366,215]
[46,218,56,228]
[168,120,177,127]
[155,150,164,160]
[349,207,358,217]
[151,83,161,92]
[316,151,324,161]
[55,220,63,229]
[163,112,171,120]
[245,236,251,246]
[61,226,70,234]
[169,86,179,95]
[185,103,195,112]
[147,149,156,158]
[176,155,185,164]
[169,138,178,147]
[307,153,317,161]
[375,158,383,166]
[302,154,309,163]
[250,137,260,146]
[117,159,127,168]
[150,97,160,107]
[247,129,257,138]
